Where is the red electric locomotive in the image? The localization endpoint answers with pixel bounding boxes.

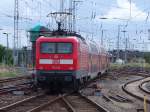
[35,35,109,90]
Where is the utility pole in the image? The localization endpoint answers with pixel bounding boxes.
[69,0,73,31]
[148,29,150,40]
[73,0,77,32]
[129,0,131,18]
[60,0,64,29]
[117,25,120,60]
[3,33,10,65]
[60,0,64,12]
[38,1,41,23]
[3,33,9,49]
[122,30,127,63]
[72,0,82,32]
[101,29,104,45]
[14,0,19,66]
[101,29,107,46]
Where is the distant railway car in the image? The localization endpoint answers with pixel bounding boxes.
[34,35,110,90]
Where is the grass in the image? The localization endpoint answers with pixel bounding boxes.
[0,64,19,78]
[0,72,17,78]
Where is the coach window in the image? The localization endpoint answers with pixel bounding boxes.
[91,44,98,54]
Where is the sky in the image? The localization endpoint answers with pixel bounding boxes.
[0,0,150,51]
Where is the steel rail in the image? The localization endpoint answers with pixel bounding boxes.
[113,71,150,77]
[139,80,150,94]
[27,94,69,112]
[0,94,45,111]
[0,75,31,83]
[27,94,77,112]
[12,92,110,112]
[78,92,110,112]
[0,92,74,112]
[0,81,33,95]
[62,92,110,112]
[122,77,150,104]
[62,97,76,112]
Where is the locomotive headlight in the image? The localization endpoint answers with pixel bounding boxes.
[38,75,46,81]
[39,66,44,70]
[69,67,74,70]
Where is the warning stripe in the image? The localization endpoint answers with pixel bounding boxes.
[39,59,73,64]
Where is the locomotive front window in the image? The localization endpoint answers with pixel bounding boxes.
[41,43,55,53]
[40,42,72,54]
[57,43,72,54]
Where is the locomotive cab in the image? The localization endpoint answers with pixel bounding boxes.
[35,36,78,88]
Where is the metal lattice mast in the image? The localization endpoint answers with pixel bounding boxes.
[117,25,120,60]
[73,1,76,32]
[60,0,64,29]
[60,0,64,12]
[72,0,82,32]
[69,0,73,31]
[14,0,19,65]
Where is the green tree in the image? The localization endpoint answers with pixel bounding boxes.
[144,52,150,64]
[7,49,13,65]
[0,44,6,63]
[0,44,13,65]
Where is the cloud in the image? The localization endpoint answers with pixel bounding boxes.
[96,0,147,21]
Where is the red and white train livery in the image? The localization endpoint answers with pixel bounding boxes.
[35,35,110,90]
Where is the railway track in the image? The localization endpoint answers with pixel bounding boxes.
[0,75,31,84]
[0,93,53,112]
[139,80,150,94]
[122,77,150,103]
[0,81,33,95]
[0,92,109,112]
[0,75,33,95]
[1,67,148,112]
[62,93,110,112]
[112,70,150,78]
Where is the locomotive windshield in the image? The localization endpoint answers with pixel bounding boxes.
[41,43,55,53]
[41,42,73,54]
[57,43,72,53]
